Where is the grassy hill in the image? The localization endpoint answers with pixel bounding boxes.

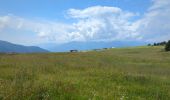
[0,46,170,100]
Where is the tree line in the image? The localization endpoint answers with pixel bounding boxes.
[148,40,170,51]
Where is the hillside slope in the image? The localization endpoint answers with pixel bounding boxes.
[0,40,48,53]
[0,46,170,99]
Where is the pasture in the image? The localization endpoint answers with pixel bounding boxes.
[0,46,170,100]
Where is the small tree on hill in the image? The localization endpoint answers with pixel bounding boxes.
[153,43,157,46]
[165,40,170,51]
[148,44,151,46]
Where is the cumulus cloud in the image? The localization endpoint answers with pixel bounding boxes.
[68,6,140,41]
[0,6,140,43]
[135,0,170,42]
[68,6,122,19]
[1,0,170,44]
[0,15,75,43]
[0,16,11,29]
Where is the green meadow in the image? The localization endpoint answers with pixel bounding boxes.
[0,46,170,100]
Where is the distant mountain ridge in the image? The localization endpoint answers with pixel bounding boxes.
[39,41,148,52]
[0,40,49,53]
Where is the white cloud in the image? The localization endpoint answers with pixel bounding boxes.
[149,0,170,10]
[0,6,140,44]
[135,0,170,42]
[0,15,75,43]
[1,0,170,44]
[0,16,11,29]
[68,6,140,41]
[68,6,122,19]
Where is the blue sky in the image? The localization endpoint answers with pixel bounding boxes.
[0,0,170,46]
[0,0,150,21]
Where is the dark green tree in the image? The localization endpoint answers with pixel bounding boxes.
[154,43,157,46]
[148,44,151,46]
[165,40,170,51]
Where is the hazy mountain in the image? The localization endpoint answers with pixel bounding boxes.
[0,40,49,53]
[39,41,148,52]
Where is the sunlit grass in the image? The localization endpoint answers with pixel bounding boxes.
[0,46,170,99]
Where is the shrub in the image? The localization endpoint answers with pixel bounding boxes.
[165,40,170,51]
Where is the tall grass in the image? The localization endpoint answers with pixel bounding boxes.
[0,46,170,99]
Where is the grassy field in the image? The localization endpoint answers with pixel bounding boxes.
[0,46,170,100]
